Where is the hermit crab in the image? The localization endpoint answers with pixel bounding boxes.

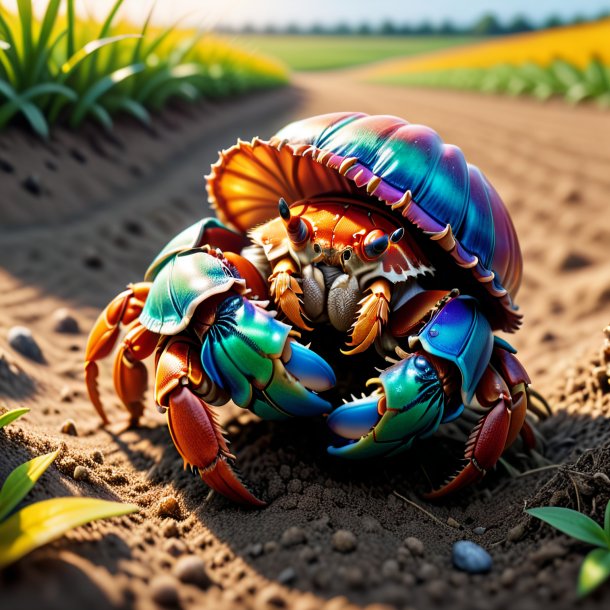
[85,112,544,505]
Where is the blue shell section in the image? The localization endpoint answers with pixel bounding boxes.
[274,113,519,300]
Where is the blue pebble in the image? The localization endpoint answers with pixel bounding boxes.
[452,540,493,574]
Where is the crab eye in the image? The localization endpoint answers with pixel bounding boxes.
[313,243,322,255]
[342,249,352,261]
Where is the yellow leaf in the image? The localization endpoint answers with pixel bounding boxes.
[0,449,59,521]
[0,497,138,569]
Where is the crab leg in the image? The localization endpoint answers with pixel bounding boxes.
[85,282,151,424]
[112,321,160,426]
[269,257,311,330]
[156,336,265,506]
[343,278,391,355]
[424,353,530,499]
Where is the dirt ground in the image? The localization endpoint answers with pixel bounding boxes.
[1,73,610,610]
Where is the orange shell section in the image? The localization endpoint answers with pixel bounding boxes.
[206,138,361,234]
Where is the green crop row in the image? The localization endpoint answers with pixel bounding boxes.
[0,0,288,137]
[376,58,610,106]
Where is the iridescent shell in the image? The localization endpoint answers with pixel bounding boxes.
[207,112,523,332]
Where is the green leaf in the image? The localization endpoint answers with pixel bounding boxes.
[578,548,610,597]
[16,0,34,75]
[0,450,59,521]
[70,63,145,127]
[18,101,49,138]
[605,500,610,535]
[0,497,138,568]
[66,0,75,58]
[0,408,29,429]
[527,507,610,548]
[60,35,142,77]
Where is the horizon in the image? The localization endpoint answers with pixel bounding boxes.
[3,0,608,30]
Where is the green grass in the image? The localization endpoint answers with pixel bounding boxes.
[0,0,287,137]
[375,59,610,106]
[231,35,481,71]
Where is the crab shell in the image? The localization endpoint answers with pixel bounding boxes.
[207,112,523,332]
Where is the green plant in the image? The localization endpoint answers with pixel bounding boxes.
[527,500,610,597]
[0,407,138,569]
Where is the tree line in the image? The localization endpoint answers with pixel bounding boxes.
[216,11,610,36]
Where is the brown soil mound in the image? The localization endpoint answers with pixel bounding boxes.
[1,80,609,610]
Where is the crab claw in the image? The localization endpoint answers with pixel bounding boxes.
[201,295,335,420]
[328,355,452,459]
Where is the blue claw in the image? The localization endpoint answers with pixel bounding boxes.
[328,355,447,459]
[200,296,334,420]
[285,340,336,392]
[327,395,380,440]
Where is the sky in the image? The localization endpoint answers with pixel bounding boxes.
[5,0,609,29]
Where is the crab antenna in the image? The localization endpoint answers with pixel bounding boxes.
[279,198,310,248]
[363,233,390,259]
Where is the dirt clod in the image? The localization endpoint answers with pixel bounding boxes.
[158,496,182,519]
[151,575,180,606]
[281,526,307,547]
[173,555,210,589]
[73,465,89,481]
[331,530,357,553]
[404,536,425,556]
[60,419,78,436]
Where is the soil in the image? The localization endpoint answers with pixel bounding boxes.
[0,73,609,610]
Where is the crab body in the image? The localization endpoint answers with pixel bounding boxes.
[85,112,541,505]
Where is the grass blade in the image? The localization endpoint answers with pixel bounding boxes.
[0,497,138,568]
[66,0,75,58]
[0,408,29,428]
[605,500,610,535]
[578,548,610,597]
[16,0,33,76]
[70,63,145,127]
[18,100,50,137]
[527,506,610,548]
[0,450,59,521]
[60,35,142,77]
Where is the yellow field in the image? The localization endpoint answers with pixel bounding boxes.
[369,19,610,78]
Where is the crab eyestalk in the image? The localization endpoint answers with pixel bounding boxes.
[362,229,390,260]
[279,198,310,250]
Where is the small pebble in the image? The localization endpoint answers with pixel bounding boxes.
[263,541,278,554]
[22,174,42,195]
[163,538,187,557]
[173,555,210,589]
[331,530,357,553]
[151,575,179,606]
[8,326,44,363]
[507,522,526,542]
[404,536,425,556]
[281,526,307,547]
[60,419,78,436]
[53,308,80,334]
[299,545,318,564]
[452,540,492,574]
[473,526,486,535]
[381,559,400,579]
[163,522,179,538]
[417,562,439,581]
[447,517,461,529]
[73,465,89,481]
[91,450,104,464]
[59,386,73,402]
[158,496,182,519]
[248,542,263,558]
[278,567,297,585]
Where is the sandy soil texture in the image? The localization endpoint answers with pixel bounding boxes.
[0,75,609,610]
